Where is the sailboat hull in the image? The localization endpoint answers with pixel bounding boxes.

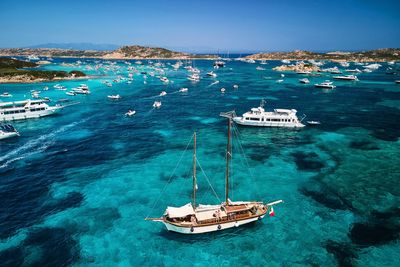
[163,214,265,234]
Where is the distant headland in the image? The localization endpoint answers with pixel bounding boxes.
[245,48,400,62]
[0,45,399,62]
[0,45,218,60]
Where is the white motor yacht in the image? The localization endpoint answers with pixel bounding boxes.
[299,78,310,84]
[0,99,63,121]
[333,75,358,81]
[1,92,12,98]
[153,101,162,108]
[315,81,336,89]
[125,110,136,116]
[160,77,169,83]
[206,71,217,77]
[159,91,167,97]
[188,73,200,82]
[232,100,305,128]
[179,88,188,93]
[108,94,121,100]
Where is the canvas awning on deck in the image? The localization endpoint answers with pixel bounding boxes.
[166,203,195,218]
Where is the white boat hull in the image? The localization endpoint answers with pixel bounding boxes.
[163,215,265,234]
[233,117,305,128]
[0,131,18,140]
[1,107,62,121]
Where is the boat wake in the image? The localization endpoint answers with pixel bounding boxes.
[0,118,91,169]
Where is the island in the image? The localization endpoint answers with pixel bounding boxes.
[0,57,86,83]
[245,48,400,62]
[0,45,218,59]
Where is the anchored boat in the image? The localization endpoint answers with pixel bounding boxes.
[0,124,19,140]
[0,99,63,121]
[231,100,305,128]
[146,115,283,234]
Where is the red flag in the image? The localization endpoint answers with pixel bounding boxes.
[269,206,275,217]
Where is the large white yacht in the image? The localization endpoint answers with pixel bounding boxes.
[0,99,63,121]
[232,100,305,128]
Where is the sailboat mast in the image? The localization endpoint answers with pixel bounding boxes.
[193,132,197,208]
[225,118,231,205]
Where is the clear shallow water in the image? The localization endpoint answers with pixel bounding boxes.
[0,59,400,266]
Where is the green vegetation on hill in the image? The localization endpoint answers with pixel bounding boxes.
[0,57,86,82]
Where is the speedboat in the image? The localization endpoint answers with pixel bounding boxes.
[206,71,217,77]
[188,73,200,82]
[179,88,188,93]
[233,84,239,89]
[315,81,336,89]
[160,77,169,83]
[108,94,121,100]
[159,91,167,97]
[72,85,90,94]
[299,78,310,84]
[220,88,226,93]
[66,91,76,96]
[256,66,266,71]
[296,71,311,74]
[125,110,136,116]
[395,80,400,84]
[332,75,358,81]
[307,121,321,125]
[0,92,12,98]
[232,100,305,128]
[0,124,19,140]
[153,101,162,108]
[213,61,225,68]
[345,68,362,73]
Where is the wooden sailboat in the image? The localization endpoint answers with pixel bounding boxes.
[146,115,283,234]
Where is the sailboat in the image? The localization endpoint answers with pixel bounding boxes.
[146,115,283,234]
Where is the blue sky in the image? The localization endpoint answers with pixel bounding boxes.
[0,0,399,52]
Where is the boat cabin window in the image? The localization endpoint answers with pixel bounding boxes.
[249,118,260,121]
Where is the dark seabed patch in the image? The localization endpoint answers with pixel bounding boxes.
[349,140,379,150]
[325,241,359,267]
[349,207,400,247]
[0,227,80,266]
[291,151,325,171]
[299,185,347,210]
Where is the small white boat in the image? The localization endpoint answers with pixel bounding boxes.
[66,91,76,96]
[233,84,239,89]
[333,75,358,81]
[179,88,188,93]
[160,77,169,83]
[299,78,310,84]
[0,92,12,98]
[206,71,217,77]
[307,121,321,125]
[276,79,284,83]
[125,110,136,116]
[345,68,362,73]
[108,94,121,100]
[281,74,285,78]
[159,91,167,97]
[153,101,162,108]
[188,73,200,82]
[256,66,266,71]
[296,71,311,74]
[395,80,400,84]
[0,124,19,140]
[315,81,336,89]
[220,88,226,93]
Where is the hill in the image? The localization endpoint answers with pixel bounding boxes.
[246,48,400,62]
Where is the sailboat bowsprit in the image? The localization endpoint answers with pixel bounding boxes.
[146,115,283,234]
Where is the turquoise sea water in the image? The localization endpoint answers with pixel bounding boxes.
[0,58,400,266]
